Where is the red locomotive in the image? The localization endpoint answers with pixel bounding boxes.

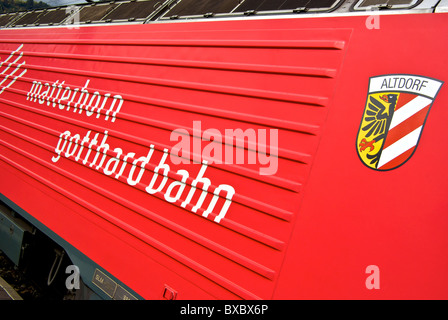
[0,0,447,300]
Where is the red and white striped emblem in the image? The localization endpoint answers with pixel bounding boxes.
[357,75,443,171]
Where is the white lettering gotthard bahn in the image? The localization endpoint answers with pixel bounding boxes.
[26,77,235,224]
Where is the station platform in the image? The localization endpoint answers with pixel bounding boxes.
[0,276,22,300]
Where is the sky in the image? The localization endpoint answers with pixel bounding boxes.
[41,0,86,6]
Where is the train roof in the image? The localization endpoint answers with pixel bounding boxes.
[0,0,447,29]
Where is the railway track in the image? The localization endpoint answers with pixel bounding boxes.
[0,250,42,299]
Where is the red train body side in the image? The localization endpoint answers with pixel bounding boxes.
[0,10,447,299]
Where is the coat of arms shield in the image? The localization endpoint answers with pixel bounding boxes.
[357,74,443,170]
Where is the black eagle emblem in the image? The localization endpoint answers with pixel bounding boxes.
[360,94,398,165]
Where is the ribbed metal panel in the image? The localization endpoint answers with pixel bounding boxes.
[0,23,349,299]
